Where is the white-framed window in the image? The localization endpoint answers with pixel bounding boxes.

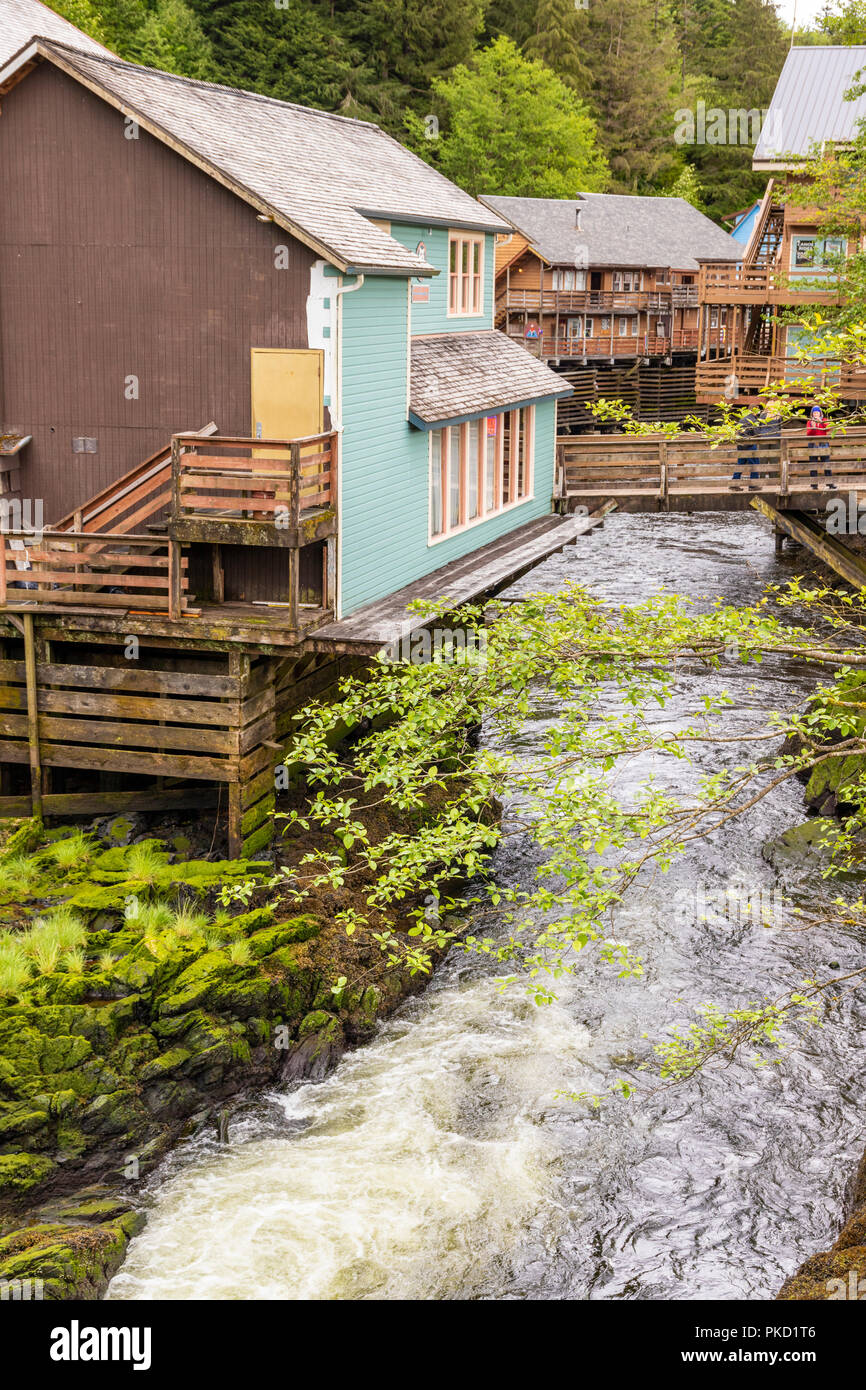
[584,317,595,337]
[429,407,534,541]
[566,316,583,339]
[612,270,641,292]
[552,268,587,290]
[618,315,638,337]
[448,233,484,315]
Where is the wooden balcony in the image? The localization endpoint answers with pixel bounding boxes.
[1,431,340,639]
[498,287,676,315]
[513,329,705,360]
[170,431,338,547]
[699,262,842,306]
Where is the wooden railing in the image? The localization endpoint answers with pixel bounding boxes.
[558,428,866,502]
[521,330,706,359]
[172,432,337,526]
[0,532,191,617]
[699,261,842,305]
[497,288,676,314]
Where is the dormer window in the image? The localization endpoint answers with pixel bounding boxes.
[448,233,484,315]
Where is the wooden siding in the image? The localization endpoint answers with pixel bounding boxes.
[494,231,535,275]
[339,265,556,615]
[0,62,317,522]
[390,223,495,335]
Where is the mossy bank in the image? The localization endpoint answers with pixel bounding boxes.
[0,816,449,1299]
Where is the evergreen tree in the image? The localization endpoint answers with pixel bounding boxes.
[184,0,360,108]
[524,0,591,91]
[48,0,109,40]
[679,0,789,221]
[422,35,609,196]
[125,0,215,78]
[581,0,682,190]
[330,0,486,130]
[81,0,151,51]
[483,0,538,45]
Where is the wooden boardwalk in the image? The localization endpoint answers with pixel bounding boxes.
[558,428,866,512]
[308,509,613,653]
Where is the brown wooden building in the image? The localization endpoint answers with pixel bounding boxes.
[481,194,742,364]
[695,45,866,406]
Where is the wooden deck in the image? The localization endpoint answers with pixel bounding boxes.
[307,510,613,653]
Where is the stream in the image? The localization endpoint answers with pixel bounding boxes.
[107,512,866,1301]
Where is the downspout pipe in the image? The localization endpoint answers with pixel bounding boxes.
[331,273,365,621]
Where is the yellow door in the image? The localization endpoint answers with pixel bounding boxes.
[250,349,324,443]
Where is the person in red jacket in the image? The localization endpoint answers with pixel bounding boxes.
[807,405,831,488]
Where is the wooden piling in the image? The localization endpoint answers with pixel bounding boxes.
[22,613,42,818]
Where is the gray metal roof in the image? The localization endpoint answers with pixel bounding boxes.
[409,331,571,427]
[2,35,508,275]
[754,45,866,165]
[481,193,742,269]
[0,0,112,67]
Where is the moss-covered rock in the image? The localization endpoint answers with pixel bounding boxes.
[138,1047,192,1082]
[0,1209,145,1299]
[0,1152,55,1197]
[0,815,445,1296]
[761,818,846,870]
[246,916,321,958]
[282,1010,344,1082]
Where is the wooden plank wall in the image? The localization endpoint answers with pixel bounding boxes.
[555,362,715,431]
[0,62,318,522]
[0,624,358,858]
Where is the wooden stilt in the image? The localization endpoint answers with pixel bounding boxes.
[211,544,224,603]
[22,613,43,819]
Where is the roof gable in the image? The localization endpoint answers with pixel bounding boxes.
[2,37,509,275]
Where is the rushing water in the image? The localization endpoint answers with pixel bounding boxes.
[108,513,866,1301]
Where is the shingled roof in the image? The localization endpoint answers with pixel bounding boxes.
[1,36,508,276]
[409,332,571,428]
[754,45,866,167]
[481,194,742,270]
[0,0,112,66]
